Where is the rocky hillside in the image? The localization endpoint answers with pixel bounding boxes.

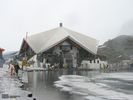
[97,35,133,63]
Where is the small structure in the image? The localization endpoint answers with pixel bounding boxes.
[19,23,98,69]
[0,48,5,67]
[80,55,108,70]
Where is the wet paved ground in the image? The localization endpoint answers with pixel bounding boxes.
[1,65,133,100]
[27,69,133,100]
[0,65,32,100]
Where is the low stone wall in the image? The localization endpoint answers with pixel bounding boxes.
[80,60,108,70]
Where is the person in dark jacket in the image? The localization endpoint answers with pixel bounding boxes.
[14,63,20,75]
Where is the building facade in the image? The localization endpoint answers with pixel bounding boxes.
[19,24,98,68]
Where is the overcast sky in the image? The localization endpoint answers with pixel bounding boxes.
[0,0,133,52]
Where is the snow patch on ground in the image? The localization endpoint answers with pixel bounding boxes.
[54,73,133,100]
[96,72,133,81]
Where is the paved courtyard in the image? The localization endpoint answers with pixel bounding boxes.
[0,65,33,100]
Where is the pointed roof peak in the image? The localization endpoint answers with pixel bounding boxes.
[23,25,98,54]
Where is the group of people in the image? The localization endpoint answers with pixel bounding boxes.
[8,60,20,76]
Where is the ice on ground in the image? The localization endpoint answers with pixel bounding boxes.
[54,73,133,100]
[95,72,133,81]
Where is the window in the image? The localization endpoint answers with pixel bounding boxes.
[61,45,71,51]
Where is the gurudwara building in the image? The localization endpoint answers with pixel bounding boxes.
[19,23,98,68]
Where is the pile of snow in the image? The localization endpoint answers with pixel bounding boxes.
[95,72,133,81]
[54,73,133,100]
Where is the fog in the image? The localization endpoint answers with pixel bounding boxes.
[0,0,133,52]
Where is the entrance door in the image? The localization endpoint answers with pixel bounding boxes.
[64,52,73,68]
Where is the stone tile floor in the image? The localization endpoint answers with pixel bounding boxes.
[0,65,33,100]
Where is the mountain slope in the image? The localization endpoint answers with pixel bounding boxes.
[3,51,19,61]
[97,35,133,63]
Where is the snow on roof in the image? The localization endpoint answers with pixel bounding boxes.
[23,26,98,54]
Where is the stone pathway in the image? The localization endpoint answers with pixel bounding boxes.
[0,65,33,100]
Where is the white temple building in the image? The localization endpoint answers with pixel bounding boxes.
[19,23,98,68]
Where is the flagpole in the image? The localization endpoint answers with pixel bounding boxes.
[26,32,28,41]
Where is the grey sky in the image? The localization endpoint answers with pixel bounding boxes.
[0,0,133,52]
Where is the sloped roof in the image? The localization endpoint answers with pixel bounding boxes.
[23,26,98,54]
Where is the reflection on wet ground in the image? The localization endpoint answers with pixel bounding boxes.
[27,69,87,100]
[27,69,133,100]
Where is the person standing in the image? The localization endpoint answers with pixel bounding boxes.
[14,62,20,76]
[8,61,15,76]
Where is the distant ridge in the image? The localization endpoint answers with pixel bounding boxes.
[3,51,18,60]
[97,35,133,63]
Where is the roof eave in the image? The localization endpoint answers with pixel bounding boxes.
[39,36,69,53]
[39,36,97,55]
[68,36,97,55]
